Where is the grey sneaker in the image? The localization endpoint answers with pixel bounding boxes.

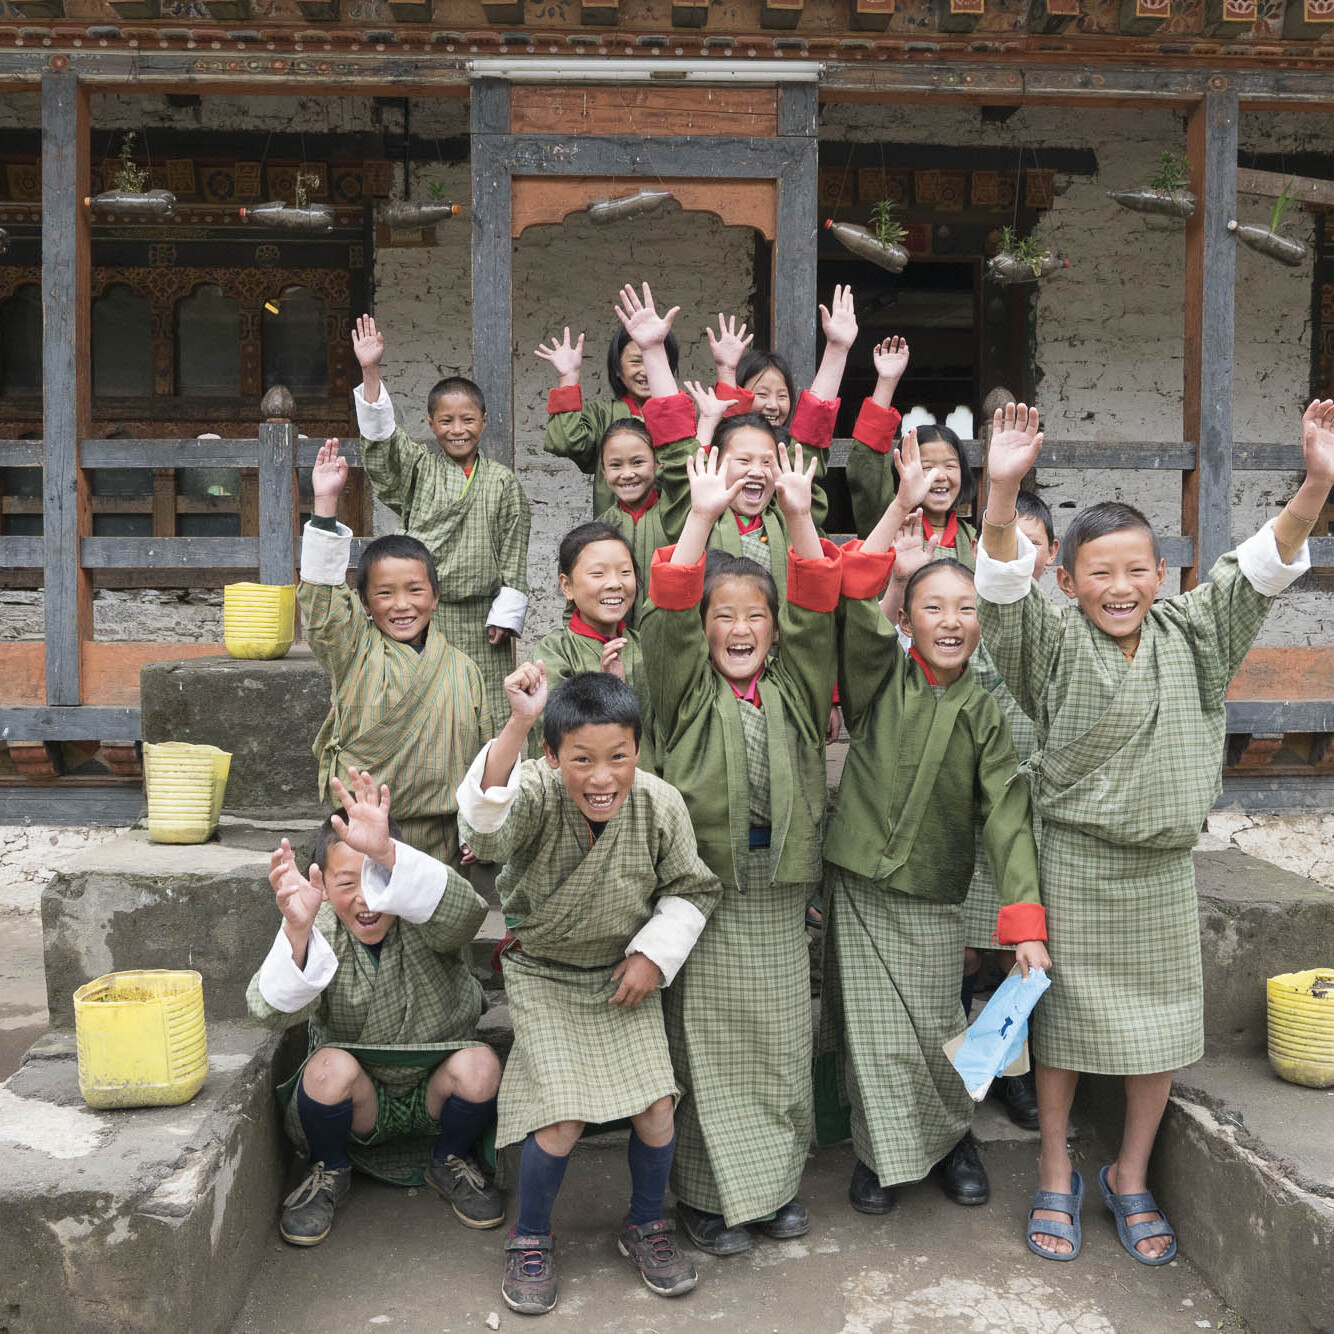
[502,1231,557,1315]
[425,1153,505,1229]
[279,1161,351,1246]
[617,1218,698,1297]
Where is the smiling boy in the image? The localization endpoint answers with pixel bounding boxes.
[351,313,531,715]
[977,400,1332,1268]
[457,668,721,1315]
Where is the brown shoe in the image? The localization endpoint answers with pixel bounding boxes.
[617,1218,698,1297]
[502,1231,557,1316]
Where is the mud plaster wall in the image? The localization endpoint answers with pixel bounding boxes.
[0,95,1329,646]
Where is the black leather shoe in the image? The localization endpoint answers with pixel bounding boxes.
[848,1159,896,1215]
[937,1133,990,1206]
[994,1071,1040,1131]
[675,1201,753,1256]
[751,1199,809,1239]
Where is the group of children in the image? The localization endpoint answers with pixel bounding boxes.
[245,283,1333,1314]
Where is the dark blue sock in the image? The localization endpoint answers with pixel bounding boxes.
[433,1093,497,1163]
[626,1130,676,1226]
[961,970,979,1023]
[515,1134,571,1237]
[296,1080,353,1171]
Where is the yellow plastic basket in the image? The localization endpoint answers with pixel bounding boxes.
[73,970,208,1109]
[1266,969,1334,1089]
[143,741,231,844]
[223,582,295,660]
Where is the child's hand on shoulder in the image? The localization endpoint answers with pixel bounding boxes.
[600,636,628,681]
[608,951,662,1007]
[774,440,818,520]
[505,660,548,728]
[329,767,395,867]
[987,402,1044,489]
[706,313,753,373]
[1301,398,1334,486]
[351,314,384,369]
[534,327,584,384]
[269,837,325,932]
[686,444,744,522]
[872,335,910,385]
[819,283,858,351]
[1015,939,1051,980]
[311,438,348,508]
[892,427,939,513]
[614,282,679,350]
[891,509,941,582]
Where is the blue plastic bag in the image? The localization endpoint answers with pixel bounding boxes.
[950,966,1050,1100]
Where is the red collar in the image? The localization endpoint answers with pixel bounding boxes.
[569,611,625,644]
[909,647,940,686]
[734,510,765,536]
[620,395,645,418]
[618,488,659,523]
[922,512,958,548]
[727,670,764,705]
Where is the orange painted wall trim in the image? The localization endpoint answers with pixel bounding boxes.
[0,642,225,708]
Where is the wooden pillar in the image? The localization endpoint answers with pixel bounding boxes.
[775,83,819,390]
[1182,88,1238,588]
[257,420,296,584]
[471,78,514,468]
[41,68,92,706]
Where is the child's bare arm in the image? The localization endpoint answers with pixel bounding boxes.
[862,428,939,554]
[870,336,909,410]
[483,661,547,789]
[351,314,385,404]
[774,442,823,559]
[682,380,726,450]
[269,837,325,969]
[534,327,584,388]
[880,509,940,623]
[615,282,680,400]
[310,438,348,520]
[706,313,753,388]
[1274,398,1334,564]
[809,283,858,402]
[672,445,743,566]
[981,403,1044,561]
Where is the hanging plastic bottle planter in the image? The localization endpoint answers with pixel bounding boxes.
[240,169,333,233]
[88,132,175,220]
[378,200,462,228]
[825,212,909,274]
[1229,184,1308,267]
[986,226,1069,285]
[587,188,673,224]
[1108,149,1195,222]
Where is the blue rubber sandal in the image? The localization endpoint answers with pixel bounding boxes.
[1098,1164,1177,1266]
[1026,1168,1083,1261]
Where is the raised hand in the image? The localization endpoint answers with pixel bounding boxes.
[351,314,384,369]
[270,838,325,934]
[534,327,585,383]
[892,427,941,514]
[329,767,394,867]
[774,440,817,520]
[505,660,548,729]
[311,438,348,516]
[614,281,679,350]
[685,444,745,522]
[1300,398,1334,487]
[872,335,910,385]
[819,283,858,351]
[706,313,753,374]
[987,402,1044,492]
[599,636,627,681]
[892,508,941,583]
[683,379,726,424]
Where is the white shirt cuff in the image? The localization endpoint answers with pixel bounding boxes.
[896,625,913,655]
[974,526,1038,604]
[354,382,397,442]
[486,586,529,633]
[360,839,447,925]
[456,741,525,834]
[626,896,708,988]
[1236,516,1311,595]
[257,923,338,1012]
[300,520,353,584]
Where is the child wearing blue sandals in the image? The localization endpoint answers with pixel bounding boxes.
[975,399,1332,1267]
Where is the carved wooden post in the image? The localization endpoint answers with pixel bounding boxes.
[258,384,296,585]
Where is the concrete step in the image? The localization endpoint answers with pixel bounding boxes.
[0,1020,300,1334]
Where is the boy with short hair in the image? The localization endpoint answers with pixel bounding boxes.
[247,769,502,1246]
[351,313,532,712]
[457,667,722,1315]
[299,438,485,866]
[977,399,1331,1266]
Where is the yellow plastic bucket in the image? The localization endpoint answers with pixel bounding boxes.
[224,581,295,660]
[1266,969,1334,1089]
[143,741,231,844]
[73,969,208,1109]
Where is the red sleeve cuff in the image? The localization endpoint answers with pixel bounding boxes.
[649,545,706,611]
[643,393,697,449]
[852,399,901,454]
[715,382,754,417]
[839,538,896,599]
[995,902,1048,946]
[786,538,843,613]
[789,391,838,451]
[547,385,583,415]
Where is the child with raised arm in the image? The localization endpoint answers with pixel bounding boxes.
[642,437,841,1256]
[351,314,531,712]
[537,318,681,516]
[816,428,1048,1220]
[457,667,721,1315]
[977,400,1330,1267]
[247,769,501,1246]
[299,438,486,867]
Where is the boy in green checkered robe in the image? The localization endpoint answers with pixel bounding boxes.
[246,769,501,1248]
[351,314,531,712]
[977,399,1329,1266]
[815,429,1048,1219]
[458,666,722,1315]
[299,439,486,868]
[641,424,842,1255]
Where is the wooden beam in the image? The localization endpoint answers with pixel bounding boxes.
[257,419,297,584]
[489,134,811,179]
[0,707,142,741]
[1236,167,1334,208]
[1182,88,1238,590]
[41,69,91,708]
[81,537,261,568]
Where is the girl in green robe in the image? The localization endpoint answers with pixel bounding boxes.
[642,436,841,1253]
[594,418,667,627]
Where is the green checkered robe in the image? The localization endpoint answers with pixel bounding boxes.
[360,425,531,712]
[528,622,658,772]
[459,762,721,1147]
[815,554,1041,1183]
[300,571,486,866]
[597,494,668,628]
[545,395,634,517]
[643,546,838,1225]
[978,547,1278,1075]
[246,867,489,1183]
